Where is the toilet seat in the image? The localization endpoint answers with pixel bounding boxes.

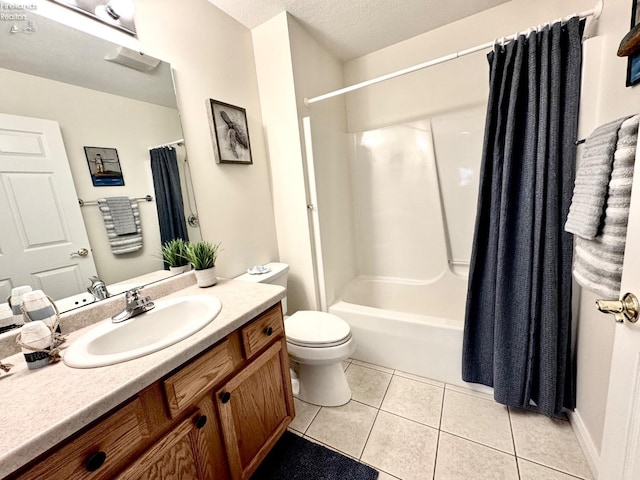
[285,311,351,348]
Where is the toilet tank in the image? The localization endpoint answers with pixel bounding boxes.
[235,262,289,313]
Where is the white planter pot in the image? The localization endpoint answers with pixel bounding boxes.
[169,265,191,274]
[194,267,217,287]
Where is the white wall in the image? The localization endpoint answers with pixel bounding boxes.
[340,0,636,471]
[0,67,181,284]
[343,0,595,132]
[251,13,354,311]
[32,0,280,280]
[251,13,317,313]
[287,15,357,306]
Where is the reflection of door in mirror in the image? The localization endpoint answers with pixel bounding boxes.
[0,113,98,302]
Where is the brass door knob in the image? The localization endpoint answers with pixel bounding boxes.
[71,248,89,257]
[595,292,639,323]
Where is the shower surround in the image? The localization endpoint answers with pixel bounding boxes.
[309,106,485,386]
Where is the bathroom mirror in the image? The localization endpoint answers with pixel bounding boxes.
[0,15,201,317]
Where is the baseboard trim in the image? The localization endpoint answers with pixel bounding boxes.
[568,409,599,478]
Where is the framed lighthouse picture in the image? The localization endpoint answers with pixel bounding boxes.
[84,146,125,186]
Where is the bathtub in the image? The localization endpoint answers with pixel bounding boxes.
[329,274,483,389]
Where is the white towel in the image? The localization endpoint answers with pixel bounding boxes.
[98,198,143,255]
[572,115,639,298]
[565,115,632,239]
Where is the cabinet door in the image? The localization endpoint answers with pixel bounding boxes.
[217,338,295,480]
[115,397,228,480]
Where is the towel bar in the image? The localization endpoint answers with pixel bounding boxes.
[79,195,153,207]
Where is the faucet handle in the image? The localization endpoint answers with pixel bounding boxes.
[125,287,142,301]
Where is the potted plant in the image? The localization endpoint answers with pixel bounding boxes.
[161,238,191,274]
[185,241,221,287]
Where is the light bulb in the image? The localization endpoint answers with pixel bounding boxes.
[107,0,134,22]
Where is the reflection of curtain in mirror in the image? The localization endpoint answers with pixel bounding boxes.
[150,147,189,255]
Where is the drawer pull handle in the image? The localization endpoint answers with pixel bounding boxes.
[264,326,273,336]
[220,391,231,404]
[195,415,207,429]
[85,451,107,472]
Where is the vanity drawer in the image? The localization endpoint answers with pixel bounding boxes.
[241,303,284,359]
[18,397,149,480]
[163,336,242,419]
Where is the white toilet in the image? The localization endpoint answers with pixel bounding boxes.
[236,262,355,406]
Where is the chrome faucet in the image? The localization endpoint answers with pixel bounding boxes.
[87,276,110,300]
[112,287,155,323]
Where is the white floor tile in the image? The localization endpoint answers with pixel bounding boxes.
[351,359,394,374]
[361,411,438,480]
[288,398,320,434]
[434,432,519,480]
[380,375,443,428]
[305,401,377,458]
[376,470,401,480]
[440,389,514,453]
[395,370,444,388]
[445,383,494,401]
[510,408,593,479]
[518,458,587,479]
[345,363,392,408]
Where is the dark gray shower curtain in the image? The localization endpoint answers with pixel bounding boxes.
[150,147,189,247]
[462,17,584,417]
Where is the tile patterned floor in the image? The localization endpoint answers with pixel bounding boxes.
[288,359,593,480]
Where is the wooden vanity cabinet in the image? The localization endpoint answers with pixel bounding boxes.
[217,338,294,479]
[12,302,293,480]
[115,396,228,480]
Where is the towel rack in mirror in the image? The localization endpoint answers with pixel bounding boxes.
[78,195,154,207]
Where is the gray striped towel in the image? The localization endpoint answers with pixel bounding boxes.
[565,115,633,239]
[105,197,137,235]
[98,198,143,255]
[572,114,639,298]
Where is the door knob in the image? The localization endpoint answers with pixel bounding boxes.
[71,248,89,257]
[595,292,639,323]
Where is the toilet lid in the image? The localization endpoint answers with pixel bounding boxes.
[285,311,351,348]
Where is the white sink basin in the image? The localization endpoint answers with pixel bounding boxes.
[64,296,222,368]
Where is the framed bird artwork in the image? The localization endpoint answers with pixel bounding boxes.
[208,99,253,164]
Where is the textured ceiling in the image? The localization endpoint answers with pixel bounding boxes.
[208,0,511,61]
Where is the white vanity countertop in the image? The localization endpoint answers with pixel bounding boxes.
[0,278,285,479]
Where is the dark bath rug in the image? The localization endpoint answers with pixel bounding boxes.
[251,431,379,480]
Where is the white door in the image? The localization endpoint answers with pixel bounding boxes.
[0,113,97,301]
[599,140,640,479]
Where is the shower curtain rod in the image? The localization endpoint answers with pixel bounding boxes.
[304,1,603,106]
[148,139,184,150]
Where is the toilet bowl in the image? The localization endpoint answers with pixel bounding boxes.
[235,262,355,406]
[286,311,355,406]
